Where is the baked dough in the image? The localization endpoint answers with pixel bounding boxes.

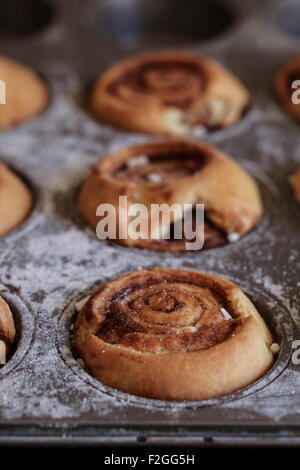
[90,51,250,135]
[0,55,48,129]
[0,296,15,367]
[291,167,300,205]
[275,54,300,121]
[78,140,263,251]
[0,162,33,237]
[73,268,274,401]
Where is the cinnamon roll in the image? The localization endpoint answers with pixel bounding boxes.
[0,162,33,237]
[275,54,300,121]
[291,167,300,206]
[89,52,250,135]
[0,56,48,129]
[73,268,274,401]
[0,296,15,367]
[78,140,263,251]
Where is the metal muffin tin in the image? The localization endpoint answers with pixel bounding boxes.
[0,0,300,446]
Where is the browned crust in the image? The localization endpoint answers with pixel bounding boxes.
[0,55,49,129]
[89,51,250,135]
[73,268,274,401]
[274,54,300,121]
[290,167,300,206]
[0,162,33,237]
[78,139,263,251]
[0,296,15,365]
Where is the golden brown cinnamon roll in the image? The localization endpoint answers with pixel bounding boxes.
[90,52,250,135]
[275,54,300,121]
[0,296,15,367]
[78,140,263,251]
[0,56,48,129]
[291,167,300,206]
[73,268,274,401]
[0,162,33,237]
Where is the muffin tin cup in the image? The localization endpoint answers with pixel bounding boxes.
[91,0,236,49]
[0,287,35,378]
[56,270,293,411]
[0,0,55,40]
[272,0,300,42]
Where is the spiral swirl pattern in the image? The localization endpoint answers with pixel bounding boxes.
[97,279,239,354]
[109,61,205,108]
[90,52,250,135]
[74,269,240,354]
[73,268,274,400]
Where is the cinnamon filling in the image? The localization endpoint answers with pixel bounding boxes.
[164,208,226,249]
[114,153,207,183]
[108,61,206,108]
[96,278,240,354]
[134,208,227,251]
[113,153,227,250]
